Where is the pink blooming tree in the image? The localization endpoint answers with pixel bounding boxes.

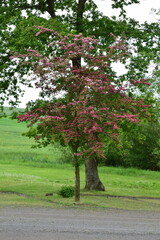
[11,27,151,202]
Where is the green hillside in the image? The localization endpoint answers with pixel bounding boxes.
[0,117,67,166]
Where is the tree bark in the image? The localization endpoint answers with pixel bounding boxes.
[76,0,87,33]
[74,158,80,202]
[72,142,80,202]
[46,0,56,18]
[85,158,105,191]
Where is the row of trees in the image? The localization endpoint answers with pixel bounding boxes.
[1,0,159,201]
[105,122,160,170]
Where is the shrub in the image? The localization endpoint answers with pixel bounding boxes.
[125,123,160,170]
[59,185,75,198]
[104,122,160,171]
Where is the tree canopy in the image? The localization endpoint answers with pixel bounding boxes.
[0,0,159,109]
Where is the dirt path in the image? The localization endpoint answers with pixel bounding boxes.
[0,207,160,240]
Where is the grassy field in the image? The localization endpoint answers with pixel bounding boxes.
[0,115,160,211]
[0,117,69,166]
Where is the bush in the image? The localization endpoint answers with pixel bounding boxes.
[104,122,160,171]
[59,185,75,198]
[125,123,160,170]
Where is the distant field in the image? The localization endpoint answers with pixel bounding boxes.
[0,115,160,210]
[0,117,69,166]
[2,106,24,115]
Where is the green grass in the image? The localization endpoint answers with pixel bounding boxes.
[0,117,68,166]
[0,116,160,211]
[0,163,159,211]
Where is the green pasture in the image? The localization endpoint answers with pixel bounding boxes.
[0,117,67,166]
[0,116,160,211]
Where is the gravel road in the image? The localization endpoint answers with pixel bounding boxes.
[0,207,160,240]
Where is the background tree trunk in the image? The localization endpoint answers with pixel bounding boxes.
[84,158,105,191]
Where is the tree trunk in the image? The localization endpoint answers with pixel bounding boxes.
[85,158,105,191]
[76,0,87,33]
[75,159,80,202]
[73,143,80,202]
[46,0,56,18]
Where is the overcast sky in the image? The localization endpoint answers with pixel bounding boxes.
[10,0,160,108]
[94,0,160,23]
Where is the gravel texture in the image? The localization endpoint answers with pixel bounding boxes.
[0,207,160,240]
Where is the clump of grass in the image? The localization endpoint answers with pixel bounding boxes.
[59,186,75,198]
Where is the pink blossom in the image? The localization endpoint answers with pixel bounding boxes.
[113,124,118,130]
[80,111,87,114]
[45,62,53,66]
[130,119,137,122]
[90,111,95,114]
[82,39,89,43]
[10,56,17,59]
[105,122,113,126]
[92,114,99,118]
[143,82,151,86]
[100,108,109,111]
[85,77,92,82]
[74,34,82,38]
[35,31,42,37]
[74,152,83,156]
[84,127,88,133]
[45,116,64,120]
[87,106,93,110]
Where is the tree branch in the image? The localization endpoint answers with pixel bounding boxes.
[11,1,56,18]
[46,0,56,18]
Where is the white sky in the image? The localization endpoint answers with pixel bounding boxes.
[94,0,160,23]
[7,0,160,108]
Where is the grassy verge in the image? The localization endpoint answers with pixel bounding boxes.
[0,116,160,211]
[0,163,160,211]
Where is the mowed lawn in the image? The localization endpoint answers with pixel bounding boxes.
[0,116,160,210]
